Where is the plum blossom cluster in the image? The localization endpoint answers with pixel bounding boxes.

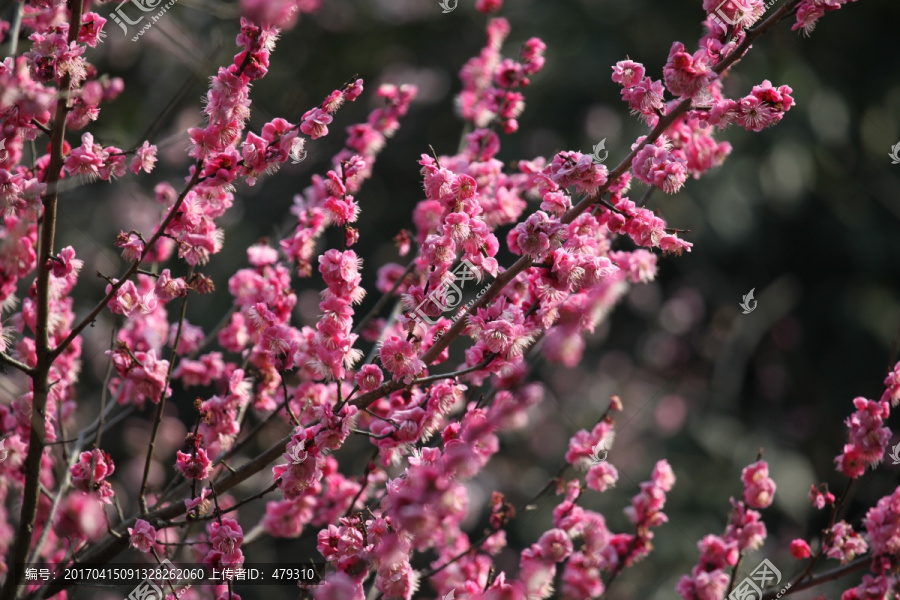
[846,487,900,598]
[834,396,892,479]
[784,373,900,598]
[806,385,899,598]
[70,449,115,503]
[629,136,690,195]
[203,517,245,570]
[175,432,212,481]
[305,250,366,381]
[611,7,798,194]
[791,0,861,36]
[64,132,157,181]
[707,80,795,133]
[566,408,620,493]
[456,17,545,134]
[240,0,322,30]
[98,20,365,414]
[612,60,666,127]
[1,2,889,600]
[489,456,675,600]
[281,82,415,276]
[704,0,766,32]
[677,460,774,600]
[128,519,158,554]
[195,370,253,457]
[880,359,900,407]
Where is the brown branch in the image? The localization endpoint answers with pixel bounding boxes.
[162,482,279,526]
[726,553,745,596]
[410,354,496,386]
[0,352,34,376]
[0,0,83,598]
[760,555,870,600]
[140,287,192,514]
[342,448,379,519]
[602,535,640,596]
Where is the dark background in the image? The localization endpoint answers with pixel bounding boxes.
[9,0,900,598]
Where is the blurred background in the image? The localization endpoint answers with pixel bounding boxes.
[7,0,900,598]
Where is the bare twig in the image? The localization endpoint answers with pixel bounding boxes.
[5,1,22,56]
[164,482,279,526]
[761,555,869,600]
[140,287,192,514]
[91,328,119,453]
[410,354,496,386]
[0,352,34,376]
[726,553,744,596]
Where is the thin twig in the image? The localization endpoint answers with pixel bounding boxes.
[411,354,496,386]
[163,482,279,526]
[5,1,22,56]
[760,555,869,600]
[91,326,119,454]
[140,285,192,514]
[25,427,86,567]
[726,553,744,596]
[342,448,379,519]
[0,352,34,376]
[50,164,203,362]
